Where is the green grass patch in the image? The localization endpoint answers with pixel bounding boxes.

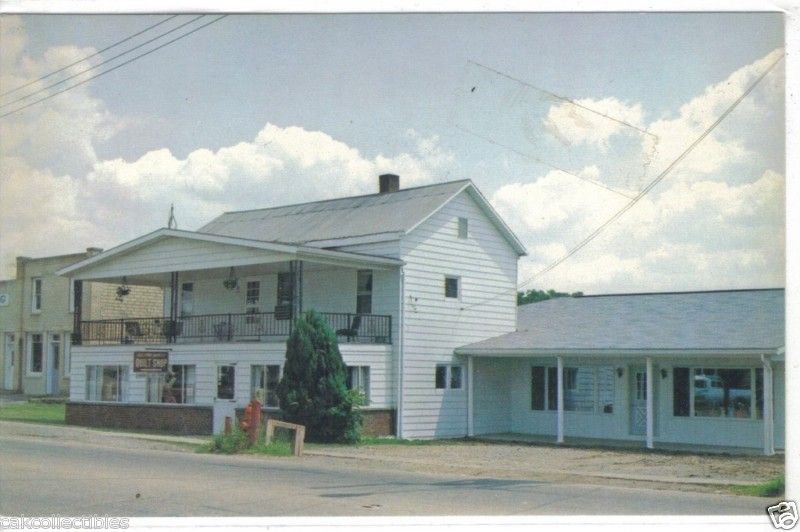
[731,475,785,497]
[198,425,293,457]
[0,401,65,425]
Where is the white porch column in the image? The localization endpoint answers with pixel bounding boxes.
[646,357,654,449]
[557,355,564,444]
[466,356,474,437]
[762,355,775,456]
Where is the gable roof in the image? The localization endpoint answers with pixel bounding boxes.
[199,179,527,255]
[56,228,404,279]
[456,289,785,356]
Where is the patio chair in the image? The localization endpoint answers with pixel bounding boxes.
[214,321,233,342]
[124,321,142,338]
[336,315,361,343]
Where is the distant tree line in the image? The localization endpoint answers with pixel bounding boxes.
[517,288,583,305]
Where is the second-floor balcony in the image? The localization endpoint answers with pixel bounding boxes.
[76,311,392,346]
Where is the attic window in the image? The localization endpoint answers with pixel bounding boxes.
[457,217,468,239]
[445,276,460,299]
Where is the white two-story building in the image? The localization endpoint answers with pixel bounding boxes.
[58,175,526,437]
[57,175,785,454]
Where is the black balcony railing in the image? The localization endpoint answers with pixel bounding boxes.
[75,311,392,346]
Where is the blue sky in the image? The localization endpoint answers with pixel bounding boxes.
[0,12,786,293]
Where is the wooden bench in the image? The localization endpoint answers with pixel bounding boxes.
[265,419,306,456]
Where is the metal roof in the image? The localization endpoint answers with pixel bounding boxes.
[457,289,785,354]
[200,180,470,244]
[198,179,527,255]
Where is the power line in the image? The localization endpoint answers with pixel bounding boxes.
[0,15,179,98]
[0,15,228,120]
[468,59,659,140]
[454,123,636,199]
[459,51,784,312]
[1,15,205,109]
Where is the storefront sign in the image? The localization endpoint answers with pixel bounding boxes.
[133,351,169,373]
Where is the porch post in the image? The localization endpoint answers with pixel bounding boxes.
[762,355,775,456]
[290,260,303,321]
[466,355,474,437]
[169,272,178,343]
[646,357,654,449]
[72,280,83,345]
[297,260,303,316]
[556,355,564,444]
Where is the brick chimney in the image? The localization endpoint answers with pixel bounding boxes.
[379,173,400,194]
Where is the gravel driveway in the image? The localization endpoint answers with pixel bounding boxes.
[308,440,784,487]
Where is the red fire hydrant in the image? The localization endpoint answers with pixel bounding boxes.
[239,399,262,447]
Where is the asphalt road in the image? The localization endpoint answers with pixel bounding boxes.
[0,434,774,517]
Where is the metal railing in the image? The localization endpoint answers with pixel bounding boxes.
[75,311,392,346]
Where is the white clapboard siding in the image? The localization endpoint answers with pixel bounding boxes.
[161,265,398,320]
[70,341,393,408]
[398,190,519,438]
[72,237,293,280]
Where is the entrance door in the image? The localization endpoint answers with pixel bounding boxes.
[212,364,237,434]
[629,367,647,436]
[3,333,14,390]
[46,334,60,395]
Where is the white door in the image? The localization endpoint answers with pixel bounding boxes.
[213,364,237,434]
[3,333,14,390]
[46,334,60,395]
[629,367,647,436]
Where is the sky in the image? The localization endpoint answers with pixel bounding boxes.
[0,11,787,294]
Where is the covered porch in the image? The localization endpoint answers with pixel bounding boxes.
[58,228,401,347]
[458,351,784,456]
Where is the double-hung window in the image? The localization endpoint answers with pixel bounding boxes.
[435,364,463,390]
[31,278,42,313]
[356,270,373,314]
[277,272,293,307]
[245,281,261,324]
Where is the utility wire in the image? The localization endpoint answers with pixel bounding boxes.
[1,15,205,109]
[459,51,784,312]
[0,15,179,98]
[454,123,636,199]
[468,59,659,140]
[0,15,228,120]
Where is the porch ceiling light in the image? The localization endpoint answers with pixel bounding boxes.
[223,267,239,291]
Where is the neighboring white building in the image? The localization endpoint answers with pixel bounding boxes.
[57,175,526,437]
